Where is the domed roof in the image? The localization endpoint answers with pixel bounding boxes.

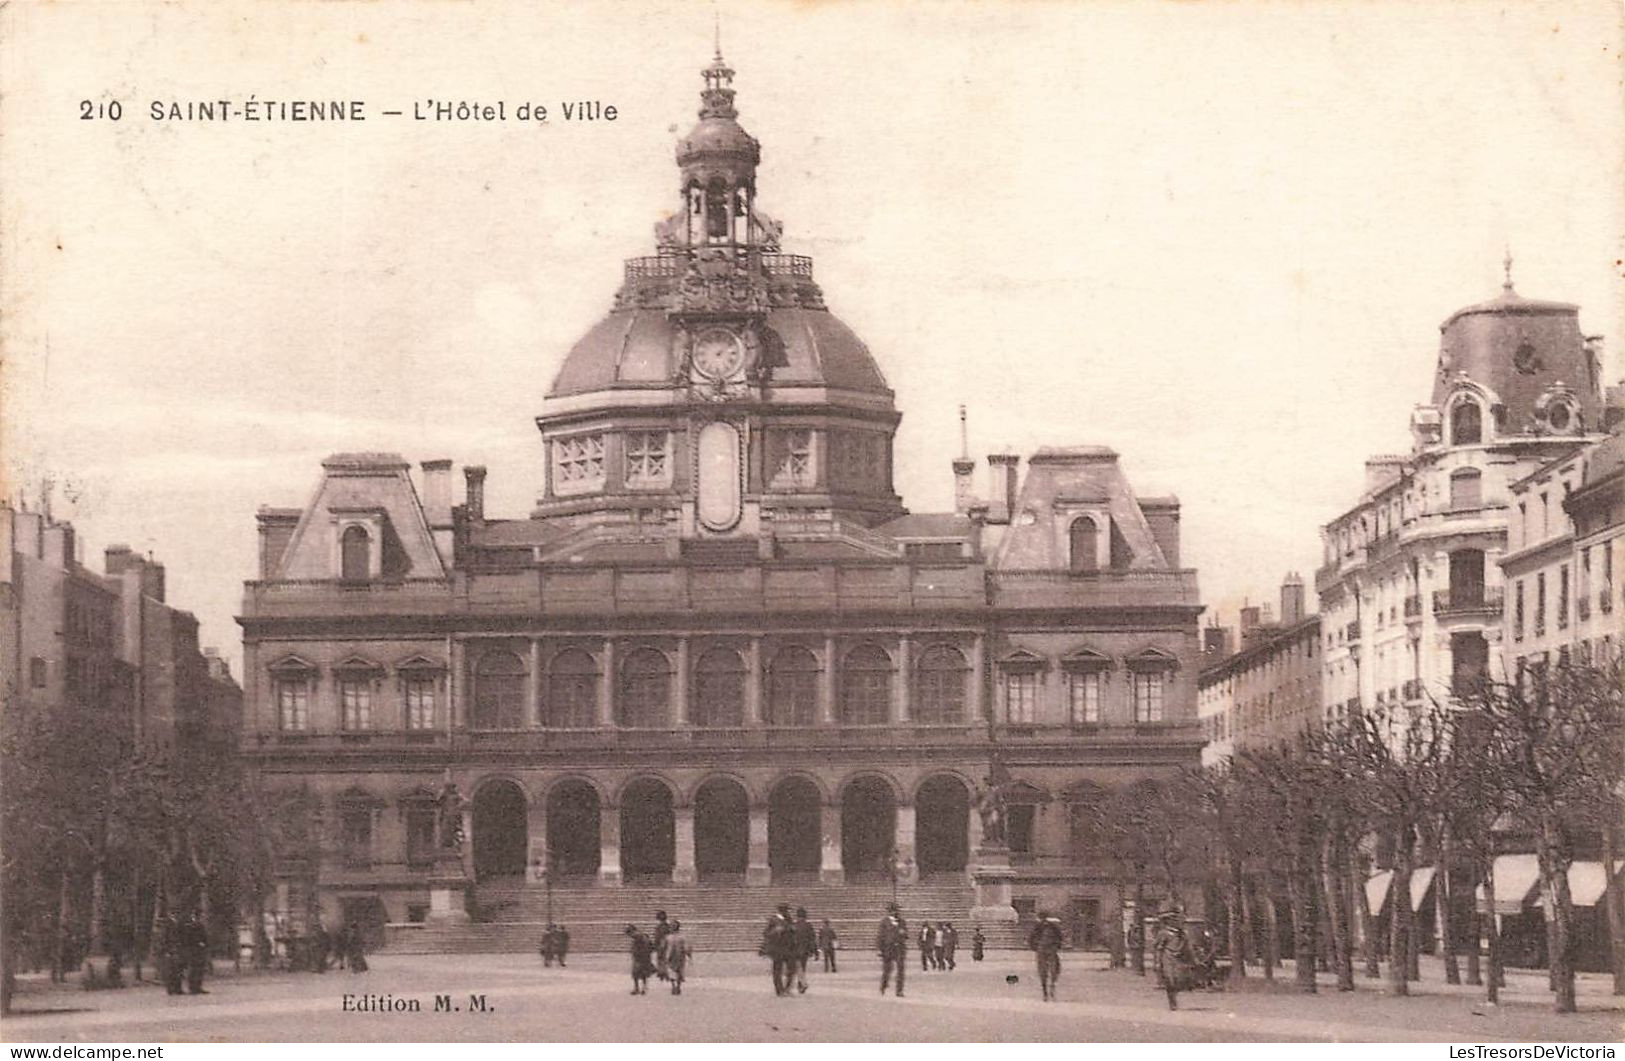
[548,305,891,399]
[677,117,760,167]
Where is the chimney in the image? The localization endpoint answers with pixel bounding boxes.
[953,458,976,515]
[1239,604,1262,644]
[421,459,453,527]
[255,509,300,580]
[142,560,166,603]
[105,543,134,576]
[464,465,487,523]
[986,453,1020,524]
[1203,625,1232,657]
[1280,571,1306,625]
[42,521,75,570]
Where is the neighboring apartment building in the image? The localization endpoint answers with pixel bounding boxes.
[1503,430,1624,681]
[1317,267,1616,724]
[1197,574,1322,764]
[238,52,1206,951]
[1,502,243,753]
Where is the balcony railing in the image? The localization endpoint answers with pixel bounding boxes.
[246,720,1202,754]
[1430,587,1504,618]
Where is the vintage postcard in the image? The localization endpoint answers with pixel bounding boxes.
[2,0,1622,1048]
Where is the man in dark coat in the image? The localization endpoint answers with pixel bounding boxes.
[540,924,557,967]
[555,924,570,967]
[625,925,655,995]
[1029,911,1065,1002]
[875,903,907,997]
[971,926,986,961]
[345,922,368,973]
[792,908,816,993]
[1153,911,1195,1010]
[941,922,958,970]
[309,918,330,973]
[817,918,838,973]
[181,914,210,995]
[159,916,184,995]
[761,903,796,996]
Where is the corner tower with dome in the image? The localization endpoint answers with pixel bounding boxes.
[238,53,1204,954]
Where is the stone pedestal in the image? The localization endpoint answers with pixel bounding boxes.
[969,844,1018,923]
[427,855,471,923]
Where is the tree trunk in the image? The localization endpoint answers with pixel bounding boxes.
[1324,837,1354,991]
[1483,863,1501,1006]
[1407,907,1422,981]
[1389,830,1414,996]
[1536,810,1577,1013]
[1110,878,1127,969]
[1240,871,1255,969]
[1601,819,1625,996]
[1131,874,1147,975]
[1288,851,1317,992]
[1355,858,1380,978]
[1437,826,1459,985]
[1261,875,1280,980]
[1227,855,1247,985]
[53,871,72,983]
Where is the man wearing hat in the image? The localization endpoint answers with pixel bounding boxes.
[1152,910,1194,1010]
[662,918,692,996]
[625,924,655,995]
[1028,910,1065,1001]
[652,910,672,982]
[761,902,796,996]
[875,902,907,997]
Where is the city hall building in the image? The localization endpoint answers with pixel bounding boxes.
[239,53,1203,950]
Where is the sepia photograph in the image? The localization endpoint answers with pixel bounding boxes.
[1,0,1622,1047]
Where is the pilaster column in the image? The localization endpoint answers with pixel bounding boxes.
[895,803,918,883]
[820,635,838,724]
[675,637,691,726]
[674,804,697,885]
[894,636,912,723]
[747,806,771,885]
[599,804,622,886]
[819,802,843,884]
[598,640,616,727]
[745,638,763,726]
[970,633,986,723]
[529,638,543,728]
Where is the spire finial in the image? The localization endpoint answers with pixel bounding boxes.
[1503,245,1515,293]
[958,404,969,460]
[714,9,722,61]
[699,30,738,120]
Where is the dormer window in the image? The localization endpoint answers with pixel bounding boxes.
[553,433,606,495]
[1450,399,1483,445]
[1068,516,1100,573]
[340,525,371,581]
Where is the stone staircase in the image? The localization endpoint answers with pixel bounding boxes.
[383,875,1028,955]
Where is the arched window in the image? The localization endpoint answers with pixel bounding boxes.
[340,525,370,581]
[914,645,967,724]
[1450,399,1483,446]
[618,647,671,729]
[705,179,729,241]
[839,645,893,725]
[472,650,526,730]
[693,648,745,728]
[1449,468,1482,511]
[766,646,819,726]
[1069,517,1099,573]
[545,649,598,729]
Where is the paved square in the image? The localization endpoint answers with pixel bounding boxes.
[3,952,1620,1042]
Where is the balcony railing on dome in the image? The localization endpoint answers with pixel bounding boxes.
[621,253,815,283]
[1431,587,1504,618]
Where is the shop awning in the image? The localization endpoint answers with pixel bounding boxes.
[1533,861,1619,908]
[1365,870,1394,914]
[1475,853,1541,915]
[1408,866,1437,913]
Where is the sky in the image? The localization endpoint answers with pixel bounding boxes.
[3,0,1622,674]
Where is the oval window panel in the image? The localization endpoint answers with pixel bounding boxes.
[696,421,742,531]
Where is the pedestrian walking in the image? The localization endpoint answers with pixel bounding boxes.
[792,908,816,994]
[918,921,935,971]
[761,902,796,996]
[941,922,958,970]
[1029,911,1064,1002]
[555,924,570,967]
[332,923,350,970]
[181,914,210,995]
[159,916,184,995]
[625,925,655,995]
[817,919,838,973]
[345,922,368,973]
[971,926,986,962]
[1152,911,1195,1011]
[540,924,556,966]
[653,910,671,983]
[875,902,907,997]
[309,918,330,974]
[662,919,692,995]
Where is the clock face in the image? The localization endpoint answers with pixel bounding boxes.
[691,328,745,380]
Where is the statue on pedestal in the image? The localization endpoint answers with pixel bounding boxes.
[437,782,468,853]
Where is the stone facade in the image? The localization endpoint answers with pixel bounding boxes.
[238,53,1204,947]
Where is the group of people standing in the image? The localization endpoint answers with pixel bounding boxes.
[158,913,211,996]
[537,923,571,967]
[916,921,960,972]
[625,910,691,995]
[759,904,835,995]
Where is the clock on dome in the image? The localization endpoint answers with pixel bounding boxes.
[691,327,747,380]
